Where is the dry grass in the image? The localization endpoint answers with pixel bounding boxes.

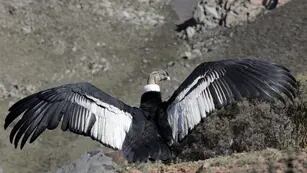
[120,148,307,173]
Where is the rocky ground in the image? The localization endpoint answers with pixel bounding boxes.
[0,0,306,173]
[123,148,307,173]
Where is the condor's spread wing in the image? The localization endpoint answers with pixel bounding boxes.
[165,59,297,143]
[4,82,136,150]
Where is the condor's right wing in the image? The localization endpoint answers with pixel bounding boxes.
[5,82,136,150]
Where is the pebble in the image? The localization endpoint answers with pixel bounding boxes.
[182,51,192,60]
[167,61,175,67]
[204,5,219,19]
[182,49,202,60]
[191,49,202,58]
[186,26,196,39]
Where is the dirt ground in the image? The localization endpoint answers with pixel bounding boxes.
[0,0,306,172]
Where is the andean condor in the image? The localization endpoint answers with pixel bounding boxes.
[4,59,298,162]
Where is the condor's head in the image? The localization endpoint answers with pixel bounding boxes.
[147,70,170,85]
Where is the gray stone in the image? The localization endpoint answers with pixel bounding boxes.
[191,49,202,58]
[171,0,198,24]
[56,150,117,173]
[182,51,192,59]
[204,5,219,19]
[167,61,176,67]
[176,0,269,38]
[193,3,206,23]
[186,26,196,39]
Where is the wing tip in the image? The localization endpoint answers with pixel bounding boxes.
[4,122,9,130]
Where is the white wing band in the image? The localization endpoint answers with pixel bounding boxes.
[143,84,160,93]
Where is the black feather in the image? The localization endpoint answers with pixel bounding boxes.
[85,113,96,135]
[14,102,49,148]
[5,97,40,129]
[226,67,256,98]
[238,64,286,102]
[47,102,65,130]
[222,75,242,100]
[9,101,45,143]
[10,119,25,144]
[8,94,37,112]
[20,104,52,149]
[208,83,221,108]
[60,102,72,131]
[217,78,233,105]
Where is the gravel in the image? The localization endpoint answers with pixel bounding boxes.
[0,82,37,99]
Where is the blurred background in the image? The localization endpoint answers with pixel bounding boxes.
[0,0,306,172]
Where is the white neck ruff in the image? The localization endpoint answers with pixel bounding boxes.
[143,84,160,93]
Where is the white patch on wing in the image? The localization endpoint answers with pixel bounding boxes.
[70,94,133,149]
[174,75,204,103]
[212,82,223,105]
[167,69,224,142]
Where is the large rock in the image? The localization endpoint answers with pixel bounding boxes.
[193,0,265,29]
[55,150,117,173]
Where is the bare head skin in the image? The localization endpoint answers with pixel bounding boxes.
[147,70,170,85]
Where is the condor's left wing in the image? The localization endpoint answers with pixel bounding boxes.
[163,59,297,144]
